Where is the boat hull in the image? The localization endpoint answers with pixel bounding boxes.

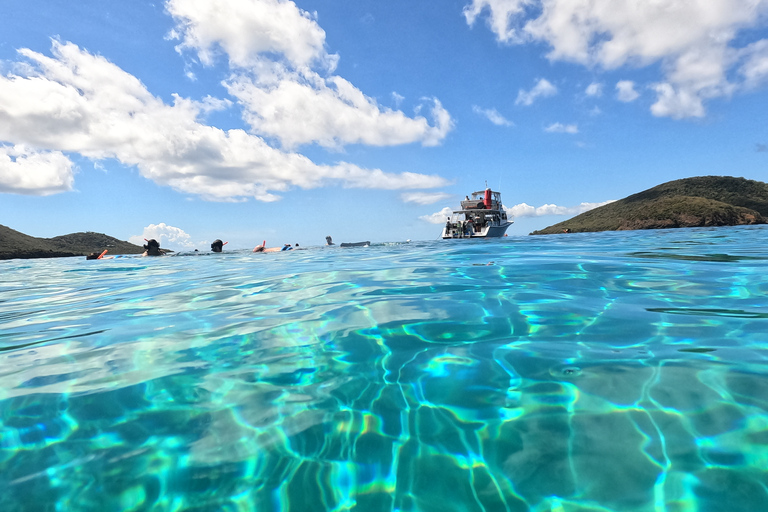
[441,221,512,239]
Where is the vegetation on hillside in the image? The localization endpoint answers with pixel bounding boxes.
[0,224,145,260]
[530,176,768,235]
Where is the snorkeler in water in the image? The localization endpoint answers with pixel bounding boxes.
[86,249,109,260]
[253,241,291,253]
[142,239,166,256]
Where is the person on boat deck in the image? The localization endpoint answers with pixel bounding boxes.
[211,239,224,252]
[465,218,474,236]
[445,218,451,234]
[143,239,165,256]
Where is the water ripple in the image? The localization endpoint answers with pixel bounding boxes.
[1,226,768,511]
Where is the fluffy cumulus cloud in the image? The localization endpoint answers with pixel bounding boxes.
[420,207,454,224]
[168,0,453,149]
[0,41,447,200]
[515,78,557,106]
[225,71,453,150]
[0,0,452,198]
[166,0,333,70]
[472,105,513,126]
[0,145,74,195]
[506,200,615,218]
[129,223,195,249]
[464,0,768,118]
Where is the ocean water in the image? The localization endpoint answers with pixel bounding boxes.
[1,225,767,512]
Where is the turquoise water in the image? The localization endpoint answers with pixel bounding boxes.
[1,226,768,512]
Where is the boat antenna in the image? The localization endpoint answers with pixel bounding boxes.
[485,179,488,189]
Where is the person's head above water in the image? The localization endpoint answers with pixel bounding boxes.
[143,239,163,256]
[211,239,224,252]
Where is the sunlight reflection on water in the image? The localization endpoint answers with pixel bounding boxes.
[1,226,768,511]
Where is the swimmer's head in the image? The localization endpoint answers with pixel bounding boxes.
[143,239,162,256]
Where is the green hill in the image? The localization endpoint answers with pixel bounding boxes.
[530,176,768,235]
[0,224,145,260]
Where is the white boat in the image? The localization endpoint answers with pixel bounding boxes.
[441,188,513,239]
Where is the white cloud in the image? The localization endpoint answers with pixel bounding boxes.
[401,192,453,205]
[515,78,557,106]
[464,0,768,118]
[225,69,453,149]
[649,82,706,118]
[421,207,454,224]
[168,0,453,149]
[616,80,640,102]
[463,0,532,44]
[0,144,75,195]
[506,200,615,218]
[166,0,335,70]
[0,41,448,199]
[425,199,615,224]
[739,39,768,89]
[585,82,603,97]
[544,122,578,134]
[129,223,195,249]
[472,105,513,126]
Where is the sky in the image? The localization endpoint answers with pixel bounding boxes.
[1,0,768,250]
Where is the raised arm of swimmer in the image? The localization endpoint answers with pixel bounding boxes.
[253,241,282,253]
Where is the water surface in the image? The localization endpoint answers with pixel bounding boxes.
[1,226,767,511]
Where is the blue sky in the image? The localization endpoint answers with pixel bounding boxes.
[1,0,768,250]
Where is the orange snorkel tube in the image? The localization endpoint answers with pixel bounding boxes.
[97,250,108,259]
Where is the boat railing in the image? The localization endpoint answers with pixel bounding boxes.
[460,200,486,210]
[460,200,504,210]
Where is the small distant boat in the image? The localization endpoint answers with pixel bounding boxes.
[442,188,513,239]
[325,236,369,247]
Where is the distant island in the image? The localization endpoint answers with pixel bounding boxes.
[0,224,145,260]
[530,176,768,235]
